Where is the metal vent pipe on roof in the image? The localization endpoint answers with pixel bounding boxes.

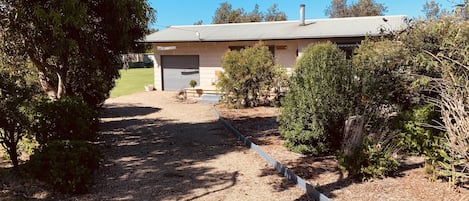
[300,4,305,26]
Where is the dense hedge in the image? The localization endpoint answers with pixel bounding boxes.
[278,42,354,155]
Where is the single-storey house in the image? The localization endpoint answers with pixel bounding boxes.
[144,6,407,91]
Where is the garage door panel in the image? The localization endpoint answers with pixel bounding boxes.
[161,55,199,69]
[161,55,200,91]
[163,69,199,90]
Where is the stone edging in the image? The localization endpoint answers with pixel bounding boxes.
[212,107,331,201]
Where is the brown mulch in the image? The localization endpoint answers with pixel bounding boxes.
[216,105,469,201]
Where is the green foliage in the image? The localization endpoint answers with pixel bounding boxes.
[393,104,443,154]
[435,148,468,185]
[353,39,414,113]
[189,80,197,88]
[339,137,399,181]
[0,0,155,108]
[399,17,469,186]
[0,68,37,167]
[326,0,387,18]
[278,42,353,155]
[217,44,278,108]
[31,96,98,145]
[392,104,447,181]
[212,2,286,24]
[27,140,101,194]
[422,0,444,20]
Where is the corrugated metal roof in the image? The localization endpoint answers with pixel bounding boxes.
[145,15,407,43]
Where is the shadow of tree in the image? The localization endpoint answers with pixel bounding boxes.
[100,104,161,118]
[229,116,280,146]
[2,101,357,201]
[80,105,246,200]
[1,103,243,201]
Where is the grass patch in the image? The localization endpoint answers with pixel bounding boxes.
[110,68,154,98]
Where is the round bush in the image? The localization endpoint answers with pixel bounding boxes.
[217,44,277,108]
[31,96,98,145]
[27,140,101,194]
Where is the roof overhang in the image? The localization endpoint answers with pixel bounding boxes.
[145,15,408,43]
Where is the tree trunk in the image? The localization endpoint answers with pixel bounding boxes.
[56,72,66,98]
[4,132,19,168]
[38,71,58,99]
[29,55,58,99]
[341,115,365,156]
[8,146,19,168]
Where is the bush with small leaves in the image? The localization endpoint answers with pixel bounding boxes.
[31,96,98,145]
[217,43,278,108]
[278,42,354,155]
[27,140,101,194]
[339,137,400,181]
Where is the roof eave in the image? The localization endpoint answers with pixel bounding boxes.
[145,34,383,43]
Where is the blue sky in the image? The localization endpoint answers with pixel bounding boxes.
[149,0,458,29]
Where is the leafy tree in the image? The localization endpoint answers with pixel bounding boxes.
[246,4,263,22]
[0,67,37,168]
[212,2,245,24]
[217,44,277,108]
[0,0,155,108]
[212,2,286,24]
[326,0,387,18]
[350,16,469,184]
[422,0,442,19]
[349,0,387,17]
[399,17,469,185]
[325,0,349,18]
[278,42,354,155]
[265,3,287,21]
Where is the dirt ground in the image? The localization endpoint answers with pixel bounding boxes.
[1,91,310,200]
[2,91,468,200]
[216,105,469,201]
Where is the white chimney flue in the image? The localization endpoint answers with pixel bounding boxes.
[300,4,305,26]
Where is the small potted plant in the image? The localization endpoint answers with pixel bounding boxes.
[189,80,197,88]
[189,80,203,97]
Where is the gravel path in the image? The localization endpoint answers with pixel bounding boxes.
[73,91,307,201]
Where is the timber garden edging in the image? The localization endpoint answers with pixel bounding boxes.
[212,107,331,201]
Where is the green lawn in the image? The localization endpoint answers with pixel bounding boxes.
[110,68,154,98]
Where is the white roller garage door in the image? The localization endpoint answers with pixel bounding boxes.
[161,55,200,91]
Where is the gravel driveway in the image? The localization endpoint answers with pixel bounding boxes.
[74,91,308,201]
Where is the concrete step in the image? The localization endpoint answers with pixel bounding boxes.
[200,94,222,104]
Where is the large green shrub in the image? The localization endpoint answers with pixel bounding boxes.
[217,44,278,108]
[278,42,354,155]
[399,17,469,186]
[31,96,98,145]
[27,140,101,194]
[352,39,415,126]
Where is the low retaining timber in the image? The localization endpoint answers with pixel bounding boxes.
[213,107,330,201]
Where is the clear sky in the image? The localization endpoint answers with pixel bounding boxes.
[149,0,459,29]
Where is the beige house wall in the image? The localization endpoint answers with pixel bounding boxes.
[152,38,363,90]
